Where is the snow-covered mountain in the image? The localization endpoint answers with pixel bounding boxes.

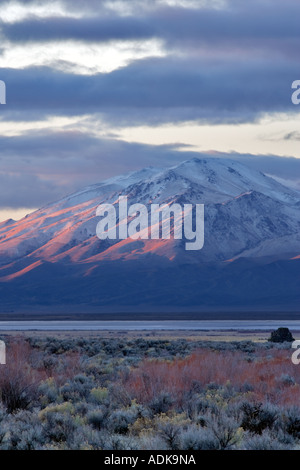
[0,157,299,311]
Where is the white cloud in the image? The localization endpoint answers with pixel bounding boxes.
[115,112,300,159]
[0,116,82,136]
[0,207,36,222]
[157,0,226,9]
[0,0,80,23]
[0,38,165,74]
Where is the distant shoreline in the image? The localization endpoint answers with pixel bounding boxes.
[1,319,300,331]
[0,311,299,321]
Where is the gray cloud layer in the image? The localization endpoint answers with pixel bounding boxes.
[0,0,299,125]
[0,0,299,211]
[2,1,300,48]
[0,55,297,125]
[0,128,299,209]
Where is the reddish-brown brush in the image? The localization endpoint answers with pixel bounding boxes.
[122,348,300,407]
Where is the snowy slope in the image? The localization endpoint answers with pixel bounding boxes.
[0,157,299,278]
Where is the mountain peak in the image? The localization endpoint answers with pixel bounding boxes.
[0,157,299,310]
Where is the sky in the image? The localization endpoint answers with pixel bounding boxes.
[0,0,300,221]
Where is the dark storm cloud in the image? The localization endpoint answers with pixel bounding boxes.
[0,130,188,208]
[1,16,155,42]
[0,0,299,126]
[1,0,300,59]
[0,54,297,125]
[0,128,299,209]
[0,173,58,209]
[0,129,188,169]
[0,0,299,212]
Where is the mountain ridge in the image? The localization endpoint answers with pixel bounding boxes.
[0,157,299,311]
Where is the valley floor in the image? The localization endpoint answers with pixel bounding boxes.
[0,331,300,450]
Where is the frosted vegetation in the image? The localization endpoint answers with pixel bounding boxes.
[0,335,299,450]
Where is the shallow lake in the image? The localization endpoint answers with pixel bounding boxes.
[0,320,300,331]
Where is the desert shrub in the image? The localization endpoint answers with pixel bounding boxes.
[122,348,296,408]
[107,408,138,435]
[102,339,125,356]
[179,426,220,450]
[6,423,44,450]
[206,382,221,391]
[50,351,82,385]
[5,427,44,450]
[154,413,191,450]
[41,356,59,377]
[2,410,45,450]
[0,341,41,413]
[273,342,294,350]
[0,405,8,448]
[43,411,77,444]
[3,335,300,449]
[44,338,65,354]
[0,377,38,413]
[206,412,241,450]
[195,397,214,415]
[39,401,74,419]
[278,374,295,387]
[149,392,174,415]
[74,401,89,417]
[240,402,278,435]
[223,402,244,423]
[239,382,254,393]
[235,341,255,353]
[282,406,300,439]
[38,377,59,405]
[184,393,211,420]
[158,421,181,450]
[243,430,292,450]
[268,328,295,343]
[83,361,107,382]
[0,425,7,448]
[87,408,108,430]
[0,404,7,423]
[273,428,297,447]
[138,434,169,450]
[103,434,139,450]
[67,425,104,450]
[60,374,94,402]
[108,384,131,407]
[88,387,109,405]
